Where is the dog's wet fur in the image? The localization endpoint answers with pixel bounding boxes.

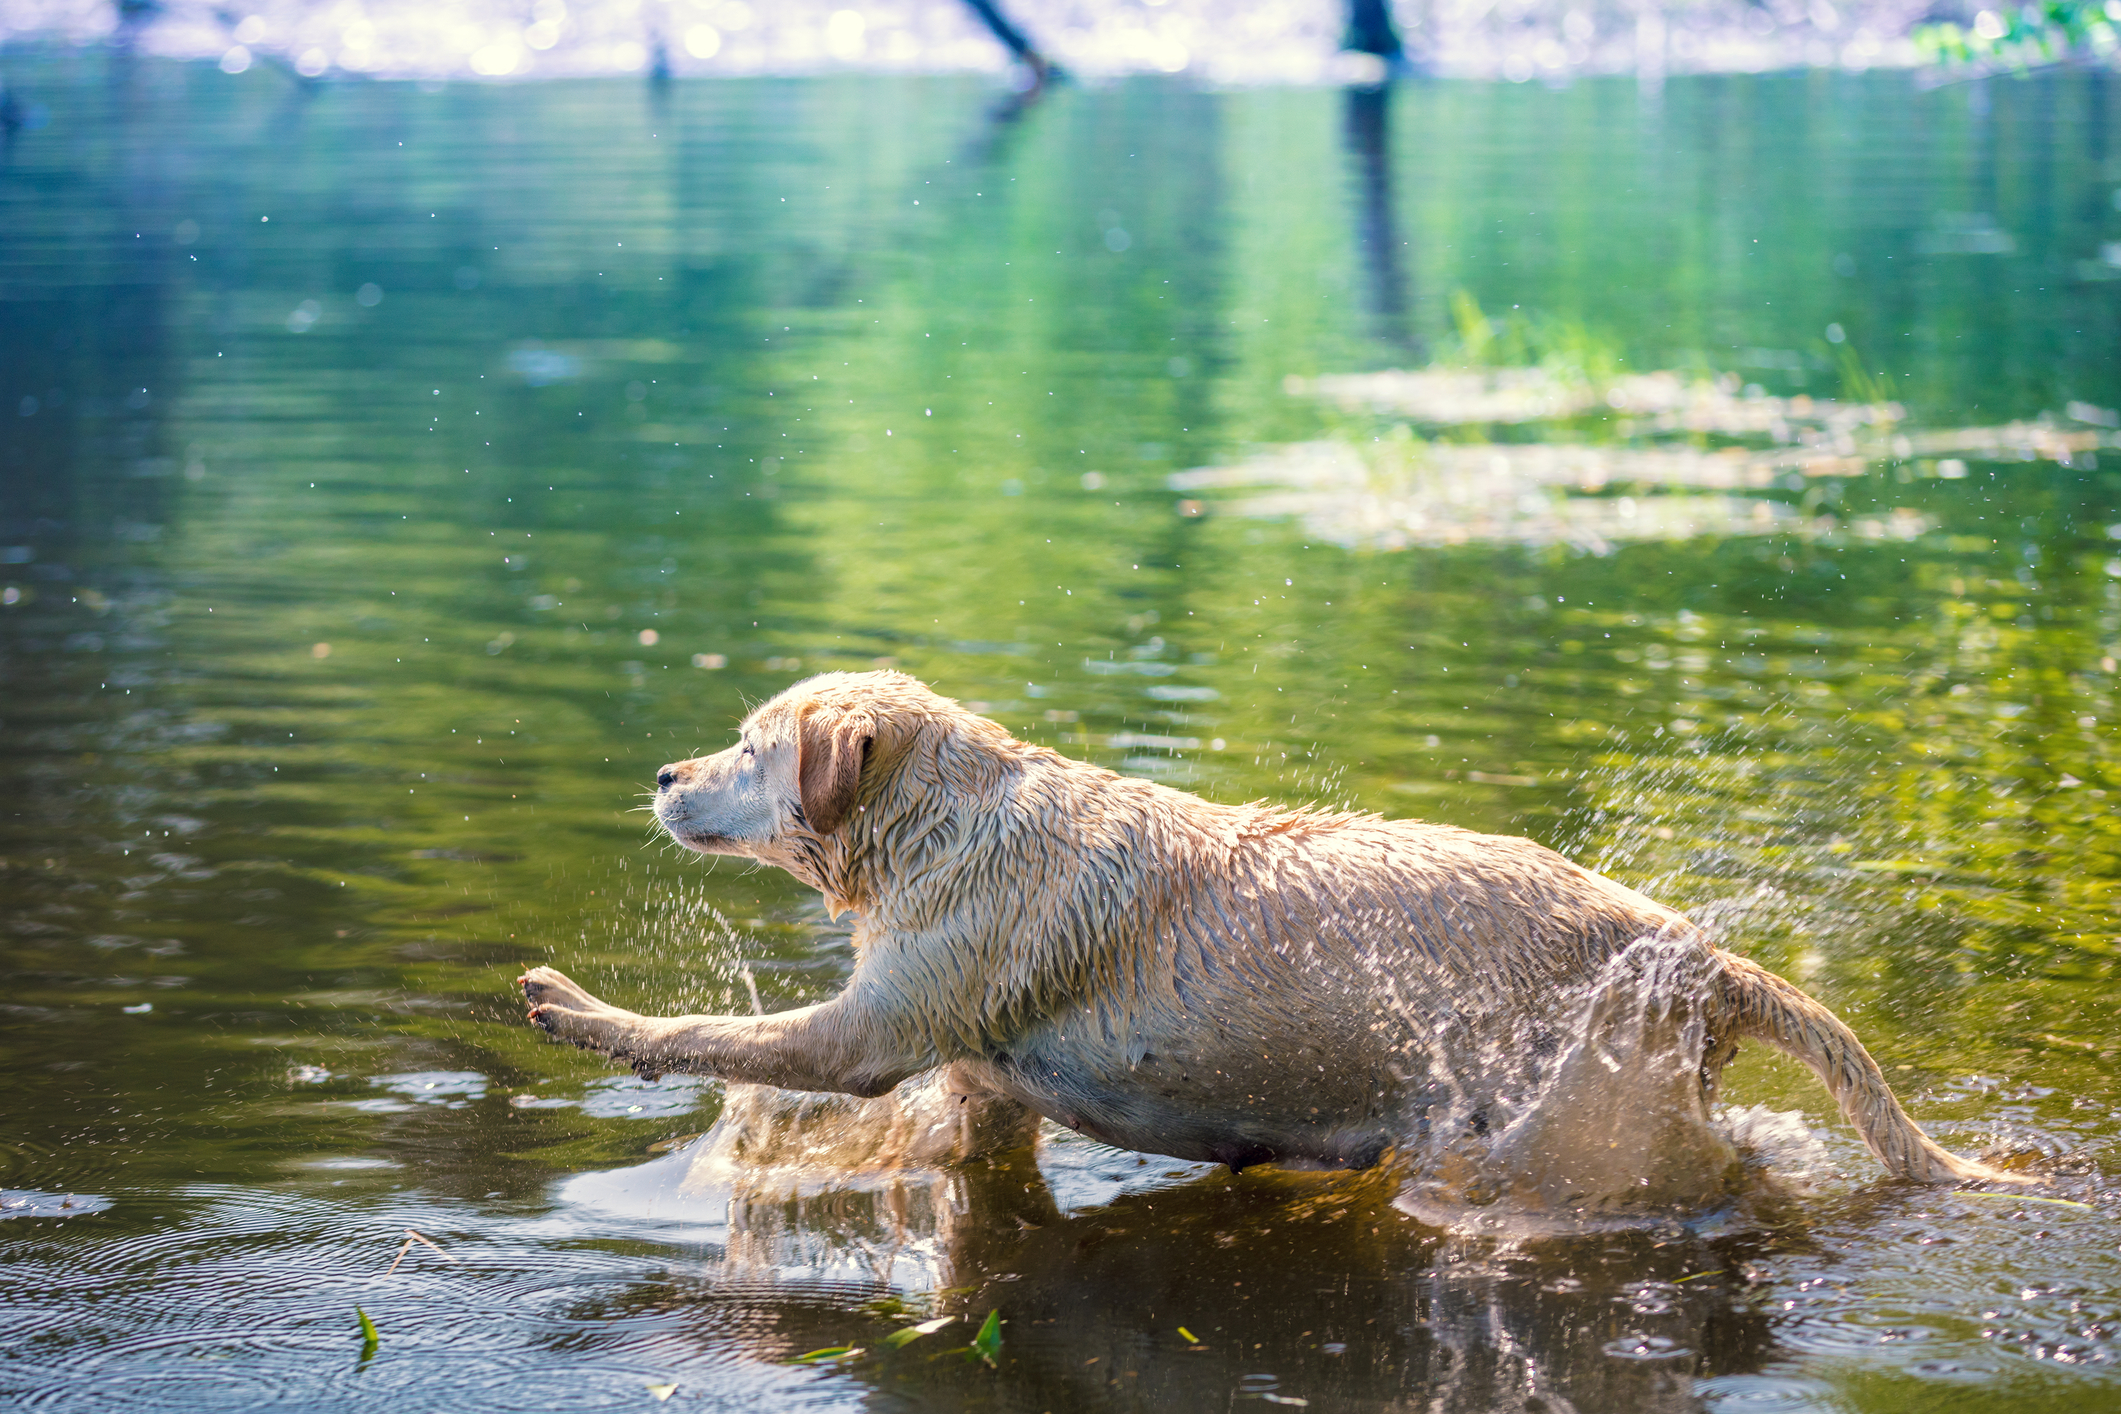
[520,671,2029,1219]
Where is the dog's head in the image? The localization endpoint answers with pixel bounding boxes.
[652,670,964,868]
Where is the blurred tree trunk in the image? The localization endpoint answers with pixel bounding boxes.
[962,0,1058,83]
[1344,0,1405,57]
[1345,83,1419,356]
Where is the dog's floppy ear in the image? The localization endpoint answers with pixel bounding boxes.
[796,705,873,836]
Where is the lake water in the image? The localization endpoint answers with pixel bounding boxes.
[1,51,2118,1412]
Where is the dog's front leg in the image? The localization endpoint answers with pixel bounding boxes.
[519,966,926,1097]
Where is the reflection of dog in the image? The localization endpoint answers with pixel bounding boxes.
[694,1069,1039,1175]
[567,1121,1769,1414]
[667,1072,1050,1290]
[521,670,2022,1202]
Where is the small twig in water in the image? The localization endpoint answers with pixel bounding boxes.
[1961,1191,2091,1211]
[385,1227,461,1275]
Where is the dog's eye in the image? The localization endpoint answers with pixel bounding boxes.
[739,742,755,757]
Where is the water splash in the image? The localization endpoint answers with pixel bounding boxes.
[1393,933,1746,1236]
[619,929,1791,1246]
[1,1189,115,1221]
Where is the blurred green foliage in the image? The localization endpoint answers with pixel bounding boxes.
[1916,0,2121,69]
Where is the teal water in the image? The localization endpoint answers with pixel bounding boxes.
[1,53,2118,1412]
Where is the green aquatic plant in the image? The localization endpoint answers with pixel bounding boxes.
[882,1316,958,1349]
[970,1309,1004,1367]
[784,1312,985,1367]
[1443,290,1628,385]
[1825,335,1900,420]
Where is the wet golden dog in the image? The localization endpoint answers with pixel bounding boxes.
[520,670,2020,1210]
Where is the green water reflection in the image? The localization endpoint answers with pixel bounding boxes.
[1,52,2117,1412]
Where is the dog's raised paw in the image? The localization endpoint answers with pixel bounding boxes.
[525,1001,619,1053]
[517,968,650,1065]
[518,965,602,1012]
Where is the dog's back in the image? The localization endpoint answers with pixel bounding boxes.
[924,763,1694,1173]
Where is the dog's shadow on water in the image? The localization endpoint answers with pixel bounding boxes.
[558,1097,1787,1413]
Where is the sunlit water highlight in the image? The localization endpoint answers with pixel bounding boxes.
[0,52,2117,1413]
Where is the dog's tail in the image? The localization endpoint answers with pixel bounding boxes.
[1715,951,2035,1184]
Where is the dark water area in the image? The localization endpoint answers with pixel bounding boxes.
[1,49,2119,1412]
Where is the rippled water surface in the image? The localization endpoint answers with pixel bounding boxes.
[2,53,2119,1412]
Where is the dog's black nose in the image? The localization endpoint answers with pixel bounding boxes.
[656,768,677,790]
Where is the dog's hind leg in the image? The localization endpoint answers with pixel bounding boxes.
[520,966,934,1098]
[1714,951,2034,1184]
[1482,938,1740,1215]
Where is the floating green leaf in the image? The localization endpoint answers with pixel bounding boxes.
[354,1306,380,1359]
[789,1346,863,1365]
[970,1309,1003,1367]
[644,1382,677,1401]
[1177,1325,1200,1344]
[882,1316,956,1349]
[858,1295,919,1320]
